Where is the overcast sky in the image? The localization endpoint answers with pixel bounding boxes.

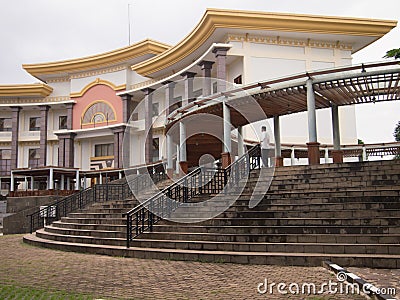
[0,0,399,143]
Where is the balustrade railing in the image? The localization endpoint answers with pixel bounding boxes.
[125,144,261,247]
[28,163,167,233]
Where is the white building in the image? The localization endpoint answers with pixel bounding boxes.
[0,8,396,193]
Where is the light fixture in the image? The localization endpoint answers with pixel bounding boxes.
[361,64,366,73]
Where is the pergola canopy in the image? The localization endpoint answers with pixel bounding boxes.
[166,61,400,130]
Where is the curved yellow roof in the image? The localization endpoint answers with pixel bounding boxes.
[131,8,397,77]
[23,39,171,77]
[0,84,53,97]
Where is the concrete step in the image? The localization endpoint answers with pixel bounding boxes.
[23,234,400,268]
[82,208,130,214]
[61,217,126,225]
[35,229,125,246]
[45,225,125,239]
[67,212,125,219]
[257,201,400,210]
[266,172,400,184]
[139,231,400,244]
[130,238,400,255]
[164,217,400,227]
[263,190,400,200]
[170,209,400,219]
[51,221,125,232]
[152,224,400,234]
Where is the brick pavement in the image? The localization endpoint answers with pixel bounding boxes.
[0,235,377,299]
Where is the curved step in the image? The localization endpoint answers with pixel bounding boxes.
[36,229,125,246]
[139,231,400,244]
[23,234,400,268]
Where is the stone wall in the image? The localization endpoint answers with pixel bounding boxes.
[3,196,62,234]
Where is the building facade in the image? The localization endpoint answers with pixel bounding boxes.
[0,8,396,193]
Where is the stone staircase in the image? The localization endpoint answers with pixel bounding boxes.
[24,160,400,268]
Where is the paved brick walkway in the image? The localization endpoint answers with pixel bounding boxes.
[0,235,384,299]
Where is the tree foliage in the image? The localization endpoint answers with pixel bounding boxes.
[394,121,400,142]
[393,121,400,159]
[384,48,400,59]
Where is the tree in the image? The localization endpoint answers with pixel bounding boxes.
[394,121,400,142]
[394,121,400,159]
[384,48,400,59]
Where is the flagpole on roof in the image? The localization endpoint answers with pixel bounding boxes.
[128,3,132,45]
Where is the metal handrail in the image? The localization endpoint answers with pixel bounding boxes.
[28,162,167,234]
[125,144,261,247]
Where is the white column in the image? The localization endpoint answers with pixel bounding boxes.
[306,79,317,143]
[24,177,28,191]
[166,133,173,169]
[99,173,103,184]
[179,122,187,162]
[31,176,34,191]
[223,99,231,153]
[10,171,14,192]
[176,144,180,174]
[291,147,296,166]
[237,126,244,157]
[324,148,329,163]
[273,116,281,157]
[362,145,367,161]
[83,176,87,189]
[66,177,71,190]
[49,168,54,190]
[60,174,65,190]
[119,171,122,179]
[75,170,79,190]
[331,104,341,150]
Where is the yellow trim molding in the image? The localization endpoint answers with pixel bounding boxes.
[0,83,53,97]
[131,8,397,77]
[90,155,114,162]
[70,78,126,98]
[23,39,171,77]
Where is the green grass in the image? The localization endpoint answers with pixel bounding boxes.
[0,284,96,300]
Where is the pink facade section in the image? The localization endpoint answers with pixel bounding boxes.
[72,84,123,130]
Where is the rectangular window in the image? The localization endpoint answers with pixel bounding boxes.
[0,150,11,175]
[234,75,242,85]
[29,117,40,131]
[0,118,12,132]
[152,103,159,117]
[59,116,68,129]
[28,149,40,168]
[152,138,159,162]
[94,143,113,157]
[212,82,218,94]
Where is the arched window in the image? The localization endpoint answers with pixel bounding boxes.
[81,101,116,125]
